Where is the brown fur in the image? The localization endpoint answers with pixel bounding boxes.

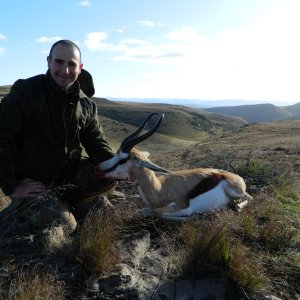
[125,148,249,212]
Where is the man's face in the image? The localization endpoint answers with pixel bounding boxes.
[47,44,83,89]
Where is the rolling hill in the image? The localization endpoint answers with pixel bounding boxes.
[203,102,300,123]
[93,98,246,143]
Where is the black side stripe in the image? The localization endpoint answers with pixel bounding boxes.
[188,173,225,199]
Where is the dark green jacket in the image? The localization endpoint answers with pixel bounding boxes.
[0,71,114,195]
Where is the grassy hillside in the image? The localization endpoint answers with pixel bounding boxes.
[203,103,299,123]
[0,86,299,300]
[93,97,247,151]
[156,120,300,174]
[0,85,11,99]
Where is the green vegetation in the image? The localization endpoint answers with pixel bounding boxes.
[93,96,246,143]
[178,218,267,291]
[79,209,122,273]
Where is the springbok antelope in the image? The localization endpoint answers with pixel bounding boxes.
[95,113,252,220]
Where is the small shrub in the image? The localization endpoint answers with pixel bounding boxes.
[8,269,65,300]
[43,224,73,255]
[176,218,267,292]
[237,159,280,187]
[79,209,121,273]
[238,190,298,252]
[228,242,267,290]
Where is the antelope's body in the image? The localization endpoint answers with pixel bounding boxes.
[97,147,252,220]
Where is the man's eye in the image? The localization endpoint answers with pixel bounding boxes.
[54,59,63,64]
[68,62,77,67]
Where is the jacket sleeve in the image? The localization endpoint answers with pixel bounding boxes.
[0,81,35,195]
[79,99,115,165]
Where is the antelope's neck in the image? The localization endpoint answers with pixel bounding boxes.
[135,168,162,206]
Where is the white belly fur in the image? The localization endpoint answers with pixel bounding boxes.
[161,183,229,220]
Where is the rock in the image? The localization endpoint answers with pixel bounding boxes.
[118,230,151,268]
[154,278,226,300]
[193,278,226,299]
[174,279,194,300]
[265,296,283,300]
[91,230,174,299]
[108,190,126,199]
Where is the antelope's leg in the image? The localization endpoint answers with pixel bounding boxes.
[161,205,193,219]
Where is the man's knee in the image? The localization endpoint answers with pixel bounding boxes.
[16,196,77,232]
[38,201,77,232]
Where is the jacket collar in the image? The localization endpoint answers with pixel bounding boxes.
[45,70,82,102]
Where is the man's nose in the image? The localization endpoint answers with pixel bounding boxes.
[61,64,70,74]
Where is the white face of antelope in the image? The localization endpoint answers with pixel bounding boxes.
[95,113,165,180]
[95,148,169,181]
[95,149,133,180]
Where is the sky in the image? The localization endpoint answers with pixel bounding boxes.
[1,0,300,105]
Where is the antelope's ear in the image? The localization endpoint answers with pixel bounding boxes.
[136,160,170,173]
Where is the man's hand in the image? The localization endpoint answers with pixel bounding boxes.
[10,178,46,199]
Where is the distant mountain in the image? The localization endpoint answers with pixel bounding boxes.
[2,84,298,126]
[203,103,300,123]
[285,102,300,116]
[108,97,296,108]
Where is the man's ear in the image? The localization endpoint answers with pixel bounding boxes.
[79,63,83,73]
[47,56,51,68]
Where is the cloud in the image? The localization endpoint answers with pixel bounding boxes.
[84,32,124,51]
[83,26,201,62]
[115,26,204,62]
[116,44,186,62]
[132,2,300,101]
[0,34,7,56]
[137,20,163,28]
[120,38,150,46]
[77,0,91,7]
[115,28,125,34]
[167,26,208,44]
[0,33,7,40]
[35,36,62,43]
[0,47,5,56]
[83,24,207,64]
[84,32,108,50]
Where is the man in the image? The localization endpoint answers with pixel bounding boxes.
[0,40,116,232]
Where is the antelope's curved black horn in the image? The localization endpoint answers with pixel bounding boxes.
[120,112,158,148]
[121,113,164,153]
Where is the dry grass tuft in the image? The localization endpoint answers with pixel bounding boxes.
[79,208,122,273]
[177,215,267,291]
[43,224,73,255]
[5,268,65,300]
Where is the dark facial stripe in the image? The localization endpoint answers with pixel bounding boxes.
[102,157,129,174]
[188,173,225,199]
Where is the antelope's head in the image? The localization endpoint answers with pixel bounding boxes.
[95,113,169,180]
